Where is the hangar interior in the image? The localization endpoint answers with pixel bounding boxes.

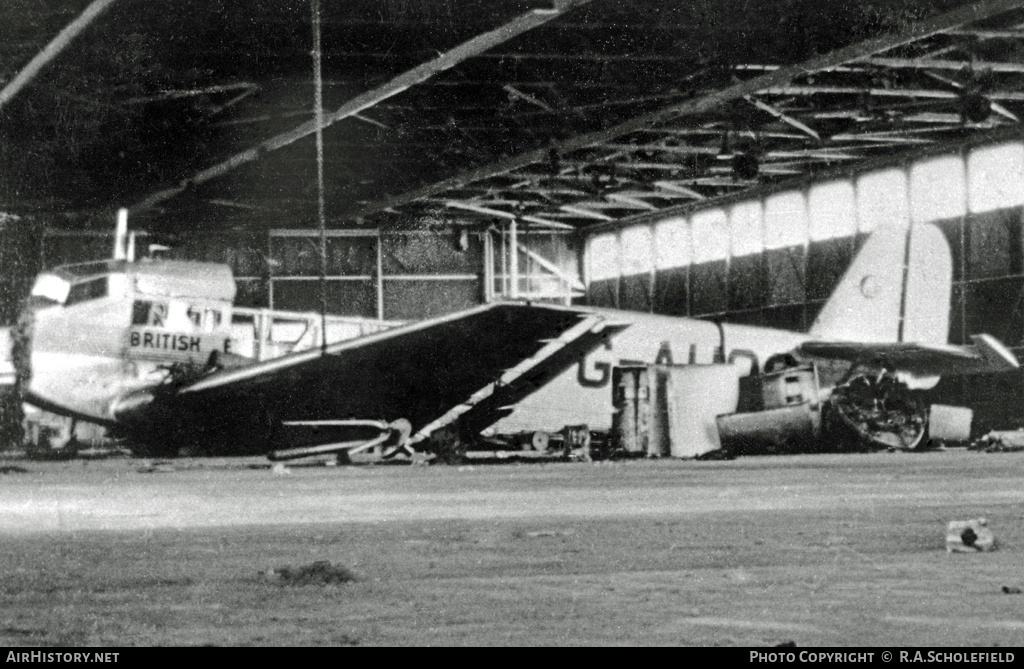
[5,0,1024,441]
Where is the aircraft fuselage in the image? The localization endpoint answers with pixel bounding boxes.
[24,259,236,424]
[491,307,813,434]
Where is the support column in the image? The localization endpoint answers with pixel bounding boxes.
[510,218,519,300]
[483,227,494,303]
[376,230,385,320]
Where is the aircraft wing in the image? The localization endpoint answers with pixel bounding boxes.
[797,334,1019,378]
[172,302,618,444]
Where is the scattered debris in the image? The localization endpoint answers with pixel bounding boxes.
[524,529,575,538]
[1,626,46,638]
[1002,586,1021,594]
[946,518,996,552]
[696,449,735,460]
[970,430,1024,452]
[271,463,291,476]
[136,461,176,474]
[261,561,358,586]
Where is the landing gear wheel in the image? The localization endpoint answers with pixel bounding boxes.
[561,424,592,461]
[430,425,467,465]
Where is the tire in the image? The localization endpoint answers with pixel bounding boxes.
[430,425,467,465]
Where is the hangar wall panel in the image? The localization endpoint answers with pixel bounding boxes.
[689,261,727,315]
[806,237,855,302]
[652,266,688,316]
[39,225,574,322]
[382,279,479,321]
[381,232,482,276]
[271,280,378,319]
[619,273,652,312]
[728,254,764,312]
[42,232,117,269]
[584,138,1024,349]
[587,278,618,308]
[962,276,1024,346]
[965,208,1023,281]
[765,246,805,306]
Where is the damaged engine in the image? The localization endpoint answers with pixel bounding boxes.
[827,370,927,450]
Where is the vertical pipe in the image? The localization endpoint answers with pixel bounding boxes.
[500,224,508,298]
[647,224,656,312]
[510,218,519,299]
[376,230,384,320]
[311,0,328,353]
[897,166,912,343]
[266,229,275,312]
[614,230,620,309]
[483,228,494,303]
[960,148,968,345]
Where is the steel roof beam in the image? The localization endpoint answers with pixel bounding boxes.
[744,96,821,141]
[443,200,574,230]
[605,193,659,210]
[131,0,595,213]
[761,84,1024,101]
[351,0,1024,222]
[0,0,119,111]
[653,181,707,199]
[559,205,615,220]
[922,70,1021,122]
[864,57,1024,73]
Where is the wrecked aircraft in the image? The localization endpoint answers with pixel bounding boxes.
[1,219,1017,460]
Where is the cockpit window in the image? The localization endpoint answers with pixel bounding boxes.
[131,300,167,327]
[204,308,222,332]
[187,306,202,328]
[30,274,71,306]
[65,277,108,306]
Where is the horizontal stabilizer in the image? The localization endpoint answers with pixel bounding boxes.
[970,333,1020,372]
[798,334,1020,378]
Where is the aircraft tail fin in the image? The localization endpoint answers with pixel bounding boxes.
[808,223,951,345]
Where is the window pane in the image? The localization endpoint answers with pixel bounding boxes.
[968,142,1024,213]
[730,201,763,256]
[691,209,729,263]
[764,191,807,249]
[620,226,653,276]
[66,277,109,306]
[857,168,908,232]
[132,300,150,326]
[809,180,856,240]
[587,233,619,282]
[654,216,690,269]
[911,155,966,222]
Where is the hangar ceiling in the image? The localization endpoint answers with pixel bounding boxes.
[3,0,1024,235]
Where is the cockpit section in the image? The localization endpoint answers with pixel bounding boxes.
[28,259,238,367]
[30,272,121,308]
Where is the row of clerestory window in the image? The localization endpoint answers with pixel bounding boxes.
[131,300,223,332]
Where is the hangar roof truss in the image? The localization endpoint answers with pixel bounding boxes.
[4,0,1024,234]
